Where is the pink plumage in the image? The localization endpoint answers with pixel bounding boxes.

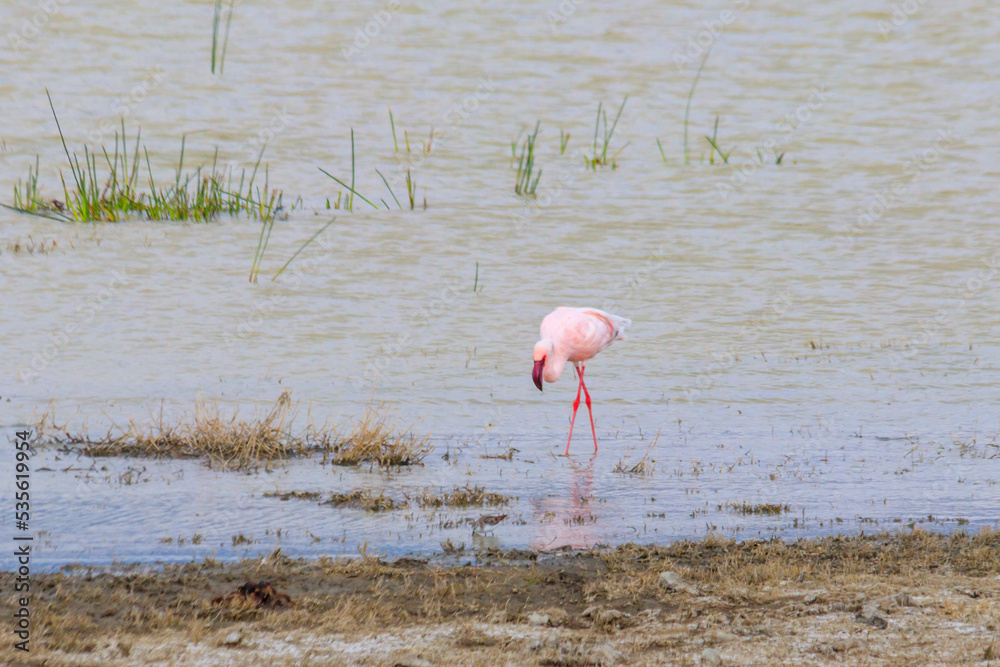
[532,307,630,454]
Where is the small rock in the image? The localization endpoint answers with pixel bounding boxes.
[222,630,243,646]
[700,647,723,666]
[659,571,698,595]
[856,604,888,629]
[528,612,550,626]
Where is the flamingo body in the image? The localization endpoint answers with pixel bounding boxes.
[532,307,630,454]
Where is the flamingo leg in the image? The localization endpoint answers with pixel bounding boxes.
[578,364,597,453]
[565,365,583,455]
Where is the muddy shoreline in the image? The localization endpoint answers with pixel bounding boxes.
[2,529,999,665]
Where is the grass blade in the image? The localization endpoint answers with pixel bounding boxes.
[211,0,221,73]
[317,167,379,210]
[375,169,402,209]
[219,0,235,75]
[684,46,712,166]
[389,107,398,152]
[273,217,336,281]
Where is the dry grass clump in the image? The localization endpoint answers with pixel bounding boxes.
[263,484,510,513]
[320,490,405,512]
[264,488,406,512]
[612,431,660,475]
[724,501,792,516]
[0,235,63,255]
[324,404,432,467]
[31,396,430,472]
[417,484,514,509]
[33,392,315,471]
[263,490,323,502]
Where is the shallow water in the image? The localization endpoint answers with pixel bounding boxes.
[1,0,998,570]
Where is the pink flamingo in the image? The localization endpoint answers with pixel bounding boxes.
[532,307,631,454]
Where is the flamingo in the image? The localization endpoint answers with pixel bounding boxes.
[532,307,631,454]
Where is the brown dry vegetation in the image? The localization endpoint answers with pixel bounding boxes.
[30,395,430,471]
[322,404,432,467]
[416,484,514,509]
[0,235,63,255]
[3,529,999,666]
[262,484,514,513]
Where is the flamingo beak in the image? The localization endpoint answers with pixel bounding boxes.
[532,358,545,392]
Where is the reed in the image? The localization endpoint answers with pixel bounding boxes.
[405,168,417,209]
[559,129,570,155]
[704,116,733,164]
[375,169,402,209]
[585,95,628,169]
[684,47,712,165]
[211,0,235,74]
[318,166,379,211]
[388,107,399,152]
[319,130,421,211]
[514,121,542,196]
[272,217,336,281]
[11,156,44,214]
[656,138,668,164]
[7,93,283,224]
[509,128,523,165]
[248,217,274,282]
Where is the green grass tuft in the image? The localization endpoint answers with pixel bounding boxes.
[704,115,733,164]
[6,92,283,224]
[514,121,542,196]
[585,95,628,170]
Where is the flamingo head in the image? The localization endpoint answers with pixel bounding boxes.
[532,339,554,391]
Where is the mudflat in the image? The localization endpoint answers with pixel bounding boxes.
[3,529,999,666]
